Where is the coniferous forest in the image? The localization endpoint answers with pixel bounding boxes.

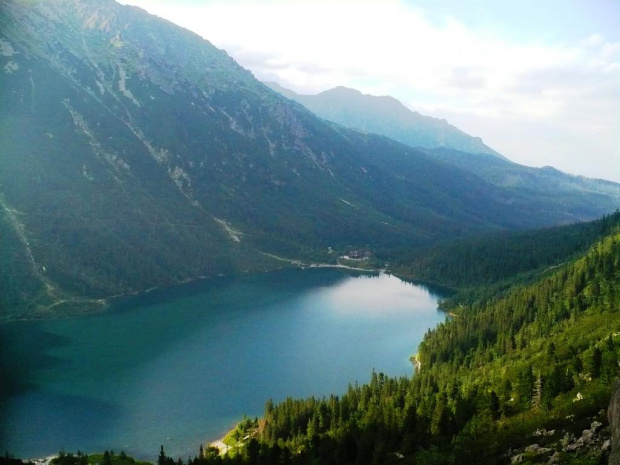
[5,215,617,465]
[149,214,619,465]
[1,2,619,462]
[3,213,618,465]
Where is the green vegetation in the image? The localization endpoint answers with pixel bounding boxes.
[2,0,620,319]
[2,0,620,461]
[219,416,260,456]
[265,82,620,224]
[205,218,620,464]
[391,211,619,290]
[49,450,150,465]
[5,216,619,465]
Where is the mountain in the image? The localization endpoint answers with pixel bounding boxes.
[264,82,502,157]
[427,147,620,218]
[1,0,619,319]
[392,210,620,290]
[250,219,620,465]
[266,82,620,220]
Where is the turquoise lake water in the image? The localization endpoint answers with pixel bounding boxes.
[0,268,445,460]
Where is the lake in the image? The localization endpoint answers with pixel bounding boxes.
[0,268,445,461]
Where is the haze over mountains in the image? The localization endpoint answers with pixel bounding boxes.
[266,82,620,209]
[264,82,502,158]
[0,0,619,319]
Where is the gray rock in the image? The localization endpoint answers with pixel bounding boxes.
[524,444,553,455]
[561,432,575,449]
[591,420,603,432]
[566,437,584,451]
[582,429,594,445]
[608,379,620,465]
[511,453,524,464]
[604,439,612,451]
[548,451,561,465]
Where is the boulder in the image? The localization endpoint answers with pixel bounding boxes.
[524,444,553,455]
[581,429,594,445]
[566,437,584,452]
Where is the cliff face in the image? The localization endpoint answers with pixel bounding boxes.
[608,380,620,465]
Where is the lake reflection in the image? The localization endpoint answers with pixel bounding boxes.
[0,269,444,461]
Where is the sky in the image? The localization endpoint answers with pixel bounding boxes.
[118,0,619,182]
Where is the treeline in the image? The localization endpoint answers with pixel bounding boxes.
[49,450,150,465]
[388,211,620,290]
[240,230,620,464]
[419,233,620,368]
[17,218,619,465]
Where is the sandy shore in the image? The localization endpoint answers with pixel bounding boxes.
[209,439,231,455]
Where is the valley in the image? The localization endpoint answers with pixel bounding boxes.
[0,1,619,465]
[0,269,445,460]
[1,0,620,320]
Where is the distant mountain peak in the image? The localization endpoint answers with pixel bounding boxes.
[321,86,362,96]
[264,82,503,158]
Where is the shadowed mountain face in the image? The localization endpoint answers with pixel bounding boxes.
[266,82,620,221]
[0,0,618,318]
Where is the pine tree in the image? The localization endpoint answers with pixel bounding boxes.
[591,347,602,378]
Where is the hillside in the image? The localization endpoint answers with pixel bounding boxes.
[390,210,620,290]
[264,82,501,157]
[428,147,620,219]
[1,0,619,319]
[203,217,620,464]
[267,83,620,219]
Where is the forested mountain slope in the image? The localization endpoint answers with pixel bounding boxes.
[391,211,620,290]
[267,82,620,219]
[1,0,618,319]
[204,219,620,464]
[427,147,620,219]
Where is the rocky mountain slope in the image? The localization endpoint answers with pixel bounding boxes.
[264,82,502,157]
[1,0,619,319]
[267,83,620,218]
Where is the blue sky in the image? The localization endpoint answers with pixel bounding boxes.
[119,0,620,182]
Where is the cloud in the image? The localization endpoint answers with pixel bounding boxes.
[448,68,487,90]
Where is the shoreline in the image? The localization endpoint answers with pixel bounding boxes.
[7,265,442,461]
[208,438,231,455]
[3,255,386,324]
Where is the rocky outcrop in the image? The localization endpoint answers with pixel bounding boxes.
[608,379,620,465]
[509,416,610,464]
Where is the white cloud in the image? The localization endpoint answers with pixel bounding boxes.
[119,0,620,182]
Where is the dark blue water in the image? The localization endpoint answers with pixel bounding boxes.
[0,269,444,461]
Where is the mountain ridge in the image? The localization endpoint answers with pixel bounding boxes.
[266,81,620,217]
[1,0,619,319]
[264,81,503,158]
